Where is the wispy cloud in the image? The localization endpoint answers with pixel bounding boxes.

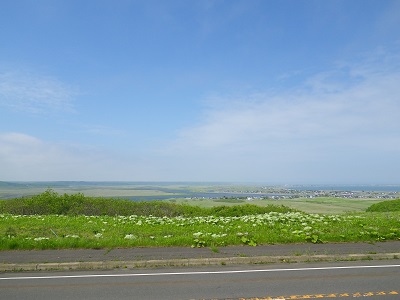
[0,70,76,114]
[161,49,400,183]
[0,132,124,181]
[173,76,399,151]
[1,47,399,183]
[79,124,126,137]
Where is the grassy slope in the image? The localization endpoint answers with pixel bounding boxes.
[0,186,177,199]
[0,192,399,250]
[0,190,296,217]
[367,199,400,212]
[0,184,389,214]
[167,197,384,214]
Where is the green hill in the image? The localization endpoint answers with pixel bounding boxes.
[366,199,400,212]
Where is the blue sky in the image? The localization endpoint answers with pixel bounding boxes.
[1,0,399,184]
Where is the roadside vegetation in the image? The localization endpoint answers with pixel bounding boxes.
[0,189,295,217]
[0,190,399,251]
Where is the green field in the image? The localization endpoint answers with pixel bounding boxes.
[1,182,393,214]
[0,190,399,251]
[1,211,399,250]
[0,184,179,199]
[167,197,384,214]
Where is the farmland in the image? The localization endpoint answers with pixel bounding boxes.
[168,197,383,214]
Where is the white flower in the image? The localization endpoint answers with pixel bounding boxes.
[124,234,136,240]
[211,233,227,238]
[34,237,49,241]
[65,234,80,238]
[193,232,203,238]
[94,233,103,238]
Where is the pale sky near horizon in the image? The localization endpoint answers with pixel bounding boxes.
[1,0,399,184]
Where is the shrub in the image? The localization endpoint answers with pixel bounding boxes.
[0,189,86,215]
[0,190,297,217]
[366,199,400,212]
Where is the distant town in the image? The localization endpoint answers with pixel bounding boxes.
[214,186,400,200]
[0,181,399,201]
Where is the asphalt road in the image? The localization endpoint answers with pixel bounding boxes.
[1,261,399,300]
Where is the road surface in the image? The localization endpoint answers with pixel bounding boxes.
[1,261,399,299]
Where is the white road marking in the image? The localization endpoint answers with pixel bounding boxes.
[1,264,400,281]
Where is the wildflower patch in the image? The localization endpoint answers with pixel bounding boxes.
[0,211,399,250]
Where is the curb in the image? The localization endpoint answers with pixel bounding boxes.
[1,253,399,272]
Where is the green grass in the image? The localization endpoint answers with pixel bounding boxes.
[1,211,399,250]
[167,197,384,214]
[0,183,183,200]
[366,199,400,212]
[0,190,296,217]
[0,191,399,251]
[0,189,194,217]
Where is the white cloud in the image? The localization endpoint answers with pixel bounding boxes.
[1,51,399,184]
[161,52,400,183]
[79,124,126,137]
[0,132,127,181]
[0,70,76,114]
